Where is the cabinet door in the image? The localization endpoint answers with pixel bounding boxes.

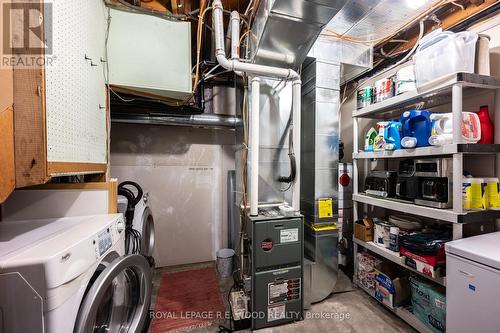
[447,253,500,333]
[44,0,108,175]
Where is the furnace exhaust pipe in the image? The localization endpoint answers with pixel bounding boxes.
[213,0,301,215]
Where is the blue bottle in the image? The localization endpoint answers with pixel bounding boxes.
[384,121,402,150]
[400,110,432,148]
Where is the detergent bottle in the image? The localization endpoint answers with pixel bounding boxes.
[364,128,377,152]
[374,122,388,151]
[399,110,432,148]
[429,112,481,146]
[477,105,494,144]
[384,121,403,150]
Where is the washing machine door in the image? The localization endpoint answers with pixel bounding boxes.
[140,207,155,258]
[74,254,152,333]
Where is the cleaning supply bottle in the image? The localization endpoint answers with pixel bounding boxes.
[374,122,388,151]
[400,110,432,148]
[477,105,494,144]
[364,128,377,152]
[384,121,403,150]
[429,112,481,146]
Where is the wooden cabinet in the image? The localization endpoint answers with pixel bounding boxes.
[8,0,109,191]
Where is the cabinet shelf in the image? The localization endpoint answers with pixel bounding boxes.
[353,278,433,333]
[353,237,446,287]
[353,194,500,223]
[353,72,500,119]
[353,144,500,159]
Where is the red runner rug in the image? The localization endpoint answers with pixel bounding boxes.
[150,267,225,332]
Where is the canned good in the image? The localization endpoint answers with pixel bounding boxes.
[463,178,485,210]
[395,66,416,95]
[484,178,500,209]
[374,78,394,103]
[389,226,400,252]
[357,86,373,109]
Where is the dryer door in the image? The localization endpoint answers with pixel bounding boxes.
[74,254,152,333]
[140,207,155,258]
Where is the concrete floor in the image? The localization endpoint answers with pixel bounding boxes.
[150,262,416,333]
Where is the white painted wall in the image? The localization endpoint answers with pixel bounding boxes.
[110,124,235,267]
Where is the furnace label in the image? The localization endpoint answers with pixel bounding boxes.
[280,228,298,243]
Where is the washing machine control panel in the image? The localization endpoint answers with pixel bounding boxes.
[97,229,113,256]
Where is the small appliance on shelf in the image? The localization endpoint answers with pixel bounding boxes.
[396,159,418,201]
[364,171,398,198]
[414,158,453,209]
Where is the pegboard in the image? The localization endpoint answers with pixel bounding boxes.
[44,0,107,164]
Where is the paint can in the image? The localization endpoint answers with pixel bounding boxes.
[374,78,394,103]
[395,66,416,95]
[357,86,373,109]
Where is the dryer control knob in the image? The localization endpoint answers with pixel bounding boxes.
[117,221,125,233]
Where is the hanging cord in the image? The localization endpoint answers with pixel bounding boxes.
[117,187,139,254]
[118,182,144,255]
[278,125,296,187]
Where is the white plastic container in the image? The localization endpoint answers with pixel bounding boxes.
[428,112,481,146]
[414,31,478,87]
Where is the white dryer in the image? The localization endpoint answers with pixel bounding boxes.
[0,214,152,333]
[118,182,155,258]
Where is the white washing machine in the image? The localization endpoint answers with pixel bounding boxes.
[0,214,152,333]
[118,182,155,258]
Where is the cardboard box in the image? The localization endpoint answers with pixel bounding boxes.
[374,262,410,308]
[400,247,445,267]
[354,218,374,242]
[409,276,446,333]
[404,257,444,278]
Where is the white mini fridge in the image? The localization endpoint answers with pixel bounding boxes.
[446,232,500,333]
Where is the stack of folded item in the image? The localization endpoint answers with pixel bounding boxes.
[399,229,451,278]
[357,252,383,290]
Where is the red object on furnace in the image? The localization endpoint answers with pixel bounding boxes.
[477,105,494,144]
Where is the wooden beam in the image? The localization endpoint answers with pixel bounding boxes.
[0,108,15,203]
[171,0,178,14]
[47,162,107,176]
[13,0,49,188]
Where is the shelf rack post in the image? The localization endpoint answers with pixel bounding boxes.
[452,153,463,214]
[452,84,464,144]
[495,89,500,229]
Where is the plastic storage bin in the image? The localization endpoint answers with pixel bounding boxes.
[414,31,478,87]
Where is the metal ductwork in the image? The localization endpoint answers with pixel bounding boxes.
[111,114,240,129]
[249,0,349,69]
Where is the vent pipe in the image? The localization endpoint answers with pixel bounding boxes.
[212,0,301,215]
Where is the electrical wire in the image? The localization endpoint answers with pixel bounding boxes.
[321,0,458,45]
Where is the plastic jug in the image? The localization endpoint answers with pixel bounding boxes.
[477,105,494,144]
[364,128,377,152]
[400,110,432,148]
[385,121,403,150]
[374,122,388,151]
[429,112,481,146]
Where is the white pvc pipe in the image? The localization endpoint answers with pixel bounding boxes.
[212,1,299,81]
[230,11,240,60]
[292,80,301,211]
[213,0,302,213]
[250,77,261,216]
